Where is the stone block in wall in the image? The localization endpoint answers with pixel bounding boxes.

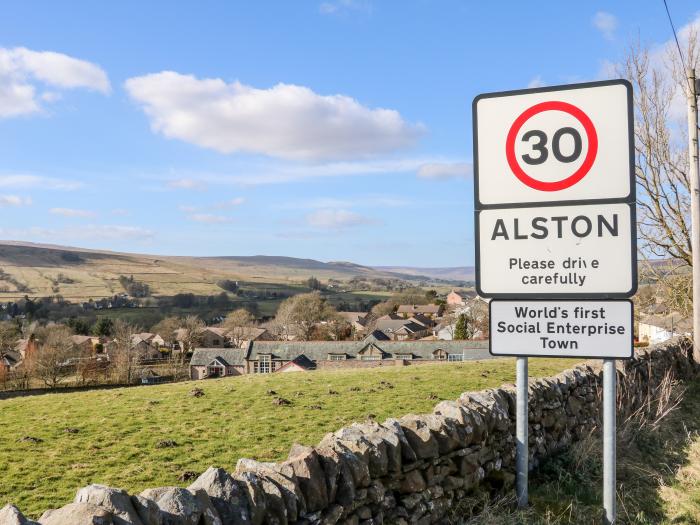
[398,416,439,459]
[318,435,371,489]
[236,458,305,522]
[284,445,329,513]
[0,504,38,525]
[40,502,115,525]
[137,486,221,525]
[188,467,250,525]
[74,484,143,525]
[382,418,417,464]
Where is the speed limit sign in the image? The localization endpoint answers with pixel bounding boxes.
[473,79,633,207]
[472,79,636,298]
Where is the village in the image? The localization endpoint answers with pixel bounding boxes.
[0,284,687,391]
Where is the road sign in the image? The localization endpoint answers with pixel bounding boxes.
[489,299,633,358]
[473,79,633,208]
[472,80,638,520]
[476,202,636,298]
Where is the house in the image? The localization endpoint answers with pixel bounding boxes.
[189,348,248,379]
[638,313,692,344]
[200,327,230,348]
[244,338,490,374]
[336,312,368,332]
[446,290,477,307]
[276,354,316,373]
[396,304,444,318]
[374,316,430,340]
[71,335,100,354]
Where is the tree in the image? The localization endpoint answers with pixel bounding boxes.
[67,317,91,335]
[453,301,489,340]
[33,325,76,389]
[222,308,255,348]
[92,317,114,337]
[306,276,322,290]
[110,320,139,384]
[152,316,181,350]
[274,292,336,341]
[176,315,205,361]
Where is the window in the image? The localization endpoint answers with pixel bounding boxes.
[448,354,463,362]
[257,355,272,373]
[361,355,381,361]
[395,353,413,360]
[212,339,220,346]
[433,350,447,360]
[329,354,346,361]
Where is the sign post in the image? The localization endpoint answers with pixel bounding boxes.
[472,79,637,521]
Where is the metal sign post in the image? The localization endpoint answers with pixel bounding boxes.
[515,356,528,507]
[472,80,637,522]
[603,359,616,524]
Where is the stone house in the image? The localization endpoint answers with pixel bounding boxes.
[189,348,248,379]
[446,289,477,307]
[396,304,444,318]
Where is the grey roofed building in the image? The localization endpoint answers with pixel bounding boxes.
[247,339,489,362]
[364,329,390,342]
[190,347,248,366]
[396,304,443,316]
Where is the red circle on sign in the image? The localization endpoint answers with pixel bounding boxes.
[505,101,598,191]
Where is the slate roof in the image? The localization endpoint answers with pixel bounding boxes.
[396,304,442,315]
[247,339,489,361]
[190,347,248,366]
[364,330,390,342]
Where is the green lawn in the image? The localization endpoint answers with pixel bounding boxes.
[0,358,578,517]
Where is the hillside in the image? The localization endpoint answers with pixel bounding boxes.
[0,241,440,301]
[373,265,475,282]
[0,358,579,518]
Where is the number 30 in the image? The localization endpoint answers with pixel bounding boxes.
[521,127,582,165]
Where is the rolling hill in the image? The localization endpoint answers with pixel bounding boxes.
[0,241,455,301]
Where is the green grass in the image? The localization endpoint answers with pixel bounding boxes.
[0,358,578,518]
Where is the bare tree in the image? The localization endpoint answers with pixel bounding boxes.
[623,33,698,263]
[33,326,76,389]
[152,316,181,351]
[273,292,336,341]
[176,315,204,362]
[110,320,139,384]
[222,308,255,347]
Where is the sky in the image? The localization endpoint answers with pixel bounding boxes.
[0,1,698,267]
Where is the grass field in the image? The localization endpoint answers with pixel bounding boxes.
[0,358,579,518]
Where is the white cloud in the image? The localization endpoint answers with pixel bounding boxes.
[167,178,206,190]
[217,197,245,208]
[0,174,82,190]
[0,225,153,242]
[125,71,423,161]
[154,157,463,187]
[592,11,617,41]
[319,0,372,15]
[306,208,374,229]
[288,196,409,209]
[188,213,231,224]
[0,195,31,207]
[527,76,546,89]
[0,47,110,118]
[49,207,95,218]
[111,208,129,216]
[417,162,472,181]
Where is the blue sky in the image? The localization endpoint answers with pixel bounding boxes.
[0,1,697,266]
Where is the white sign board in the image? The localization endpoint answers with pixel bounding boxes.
[473,80,637,299]
[476,202,636,298]
[489,300,633,358]
[473,80,633,207]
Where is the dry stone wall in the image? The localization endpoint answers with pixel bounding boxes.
[3,340,696,525]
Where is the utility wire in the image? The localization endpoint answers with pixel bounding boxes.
[662,0,686,70]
